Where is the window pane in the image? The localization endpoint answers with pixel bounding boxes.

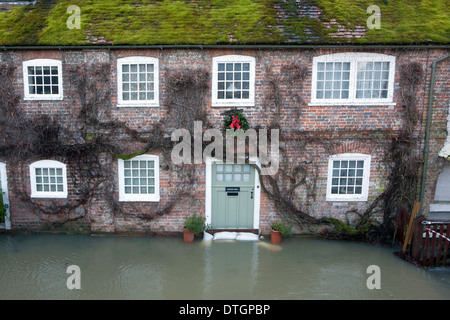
[27,65,60,96]
[121,61,155,102]
[330,159,366,195]
[341,91,349,99]
[357,61,390,100]
[316,61,350,100]
[216,60,251,101]
[122,158,157,195]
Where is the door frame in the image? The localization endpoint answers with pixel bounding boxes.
[0,162,10,230]
[205,157,261,230]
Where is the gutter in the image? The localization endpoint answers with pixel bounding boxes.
[419,54,450,216]
[1,44,449,51]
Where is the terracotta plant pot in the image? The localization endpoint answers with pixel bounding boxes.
[271,229,282,244]
[183,227,195,243]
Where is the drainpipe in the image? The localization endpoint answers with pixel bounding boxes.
[418,54,450,216]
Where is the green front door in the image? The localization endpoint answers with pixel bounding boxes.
[211,163,255,229]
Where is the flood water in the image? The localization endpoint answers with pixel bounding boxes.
[0,233,449,300]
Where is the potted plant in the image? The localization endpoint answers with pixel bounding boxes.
[270,220,293,244]
[183,213,206,242]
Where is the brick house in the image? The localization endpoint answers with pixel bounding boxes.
[0,1,448,237]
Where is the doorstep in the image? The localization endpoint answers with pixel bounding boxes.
[208,229,260,235]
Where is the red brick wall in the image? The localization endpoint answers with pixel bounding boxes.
[0,47,448,234]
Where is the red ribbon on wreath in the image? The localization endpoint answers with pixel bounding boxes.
[228,115,241,130]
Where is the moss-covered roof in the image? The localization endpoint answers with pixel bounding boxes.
[0,0,448,46]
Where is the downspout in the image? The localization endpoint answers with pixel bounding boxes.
[418,54,450,216]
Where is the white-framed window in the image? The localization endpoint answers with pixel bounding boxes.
[23,59,63,100]
[326,154,371,202]
[0,162,10,229]
[117,56,159,107]
[310,53,396,106]
[212,55,256,107]
[118,154,160,202]
[29,160,68,198]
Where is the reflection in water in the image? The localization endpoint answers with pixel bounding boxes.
[0,234,449,300]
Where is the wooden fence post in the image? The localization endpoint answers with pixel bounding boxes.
[410,216,425,263]
[403,202,420,254]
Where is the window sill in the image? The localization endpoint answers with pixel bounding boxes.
[119,197,160,202]
[31,195,68,199]
[326,197,368,202]
[212,102,255,108]
[117,103,160,108]
[24,96,63,101]
[308,102,397,107]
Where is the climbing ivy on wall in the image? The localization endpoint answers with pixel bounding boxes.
[0,52,427,243]
[0,56,211,230]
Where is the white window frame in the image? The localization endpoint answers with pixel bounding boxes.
[326,153,371,202]
[23,59,63,100]
[0,162,11,230]
[117,56,159,107]
[212,55,256,107]
[118,154,160,202]
[310,53,396,106]
[30,160,68,199]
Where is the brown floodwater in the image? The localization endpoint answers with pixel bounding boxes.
[0,234,449,300]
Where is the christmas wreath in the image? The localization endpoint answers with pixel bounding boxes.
[224,110,249,132]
